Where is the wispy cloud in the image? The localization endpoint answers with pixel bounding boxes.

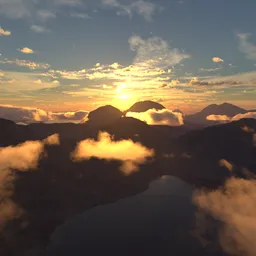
[0,0,31,19]
[200,67,221,72]
[237,33,256,60]
[49,35,189,90]
[30,25,50,33]
[0,25,11,36]
[102,0,161,21]
[37,10,56,22]
[71,132,155,174]
[0,58,50,70]
[0,104,88,123]
[70,13,91,19]
[129,35,190,68]
[53,0,82,6]
[17,47,34,54]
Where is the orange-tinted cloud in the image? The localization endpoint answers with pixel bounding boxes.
[206,112,256,122]
[71,132,154,174]
[0,135,60,228]
[127,108,184,126]
[212,57,224,63]
[194,177,256,256]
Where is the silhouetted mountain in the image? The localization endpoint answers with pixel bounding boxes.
[185,102,248,125]
[0,113,256,255]
[125,101,165,113]
[85,105,123,126]
[173,109,183,115]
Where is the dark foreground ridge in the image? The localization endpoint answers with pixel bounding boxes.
[0,103,256,255]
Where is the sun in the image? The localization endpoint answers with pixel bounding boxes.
[113,83,135,110]
[116,84,130,100]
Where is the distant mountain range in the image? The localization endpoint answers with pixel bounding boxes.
[0,101,256,255]
[184,102,249,125]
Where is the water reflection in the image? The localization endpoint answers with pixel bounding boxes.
[48,176,203,256]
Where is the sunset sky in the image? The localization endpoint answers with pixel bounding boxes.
[0,0,256,113]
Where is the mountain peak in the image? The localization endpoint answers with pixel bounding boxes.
[86,105,123,126]
[126,101,165,113]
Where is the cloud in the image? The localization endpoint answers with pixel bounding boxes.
[71,132,154,174]
[102,0,160,21]
[0,0,82,20]
[43,134,60,145]
[30,25,50,33]
[188,77,242,86]
[54,0,82,6]
[127,108,184,126]
[0,58,50,70]
[129,35,190,69]
[200,67,221,72]
[0,25,11,36]
[0,0,31,19]
[0,134,59,228]
[17,47,34,54]
[48,35,189,91]
[206,114,230,122]
[212,57,224,63]
[37,10,56,22]
[70,13,91,19]
[193,177,256,256]
[0,104,88,123]
[237,33,256,60]
[206,112,256,122]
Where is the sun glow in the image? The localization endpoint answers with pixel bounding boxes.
[113,83,136,110]
[116,83,131,101]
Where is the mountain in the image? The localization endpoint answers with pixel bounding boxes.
[1,114,256,255]
[85,105,123,126]
[185,102,248,125]
[125,101,165,113]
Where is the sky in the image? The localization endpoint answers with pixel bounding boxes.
[0,0,256,114]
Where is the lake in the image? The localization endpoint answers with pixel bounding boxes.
[48,176,204,256]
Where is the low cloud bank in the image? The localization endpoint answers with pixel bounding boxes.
[71,132,154,174]
[0,134,59,228]
[207,112,256,122]
[127,108,184,126]
[193,176,256,256]
[0,105,88,123]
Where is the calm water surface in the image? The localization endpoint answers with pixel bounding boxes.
[48,176,203,256]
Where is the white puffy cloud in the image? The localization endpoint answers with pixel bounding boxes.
[127,108,184,126]
[212,57,224,63]
[194,177,256,256]
[237,33,256,60]
[0,104,88,123]
[71,132,154,174]
[0,134,59,228]
[0,25,11,36]
[17,47,34,54]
